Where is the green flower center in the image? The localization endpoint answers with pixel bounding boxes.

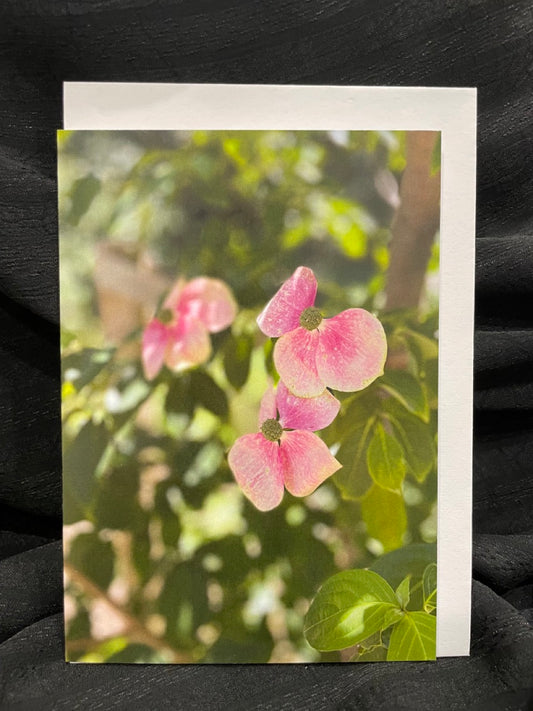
[261,418,283,442]
[299,306,323,331]
[158,308,174,325]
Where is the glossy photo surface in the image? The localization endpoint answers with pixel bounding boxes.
[59,129,440,663]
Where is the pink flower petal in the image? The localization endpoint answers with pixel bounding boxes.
[257,266,317,337]
[163,278,186,311]
[228,433,285,511]
[280,430,341,497]
[177,277,237,333]
[316,309,387,392]
[276,381,340,431]
[165,314,212,372]
[142,319,171,380]
[274,327,325,398]
[258,382,277,428]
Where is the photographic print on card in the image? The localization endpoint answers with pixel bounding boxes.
[59,129,439,663]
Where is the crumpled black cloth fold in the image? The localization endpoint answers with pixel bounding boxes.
[1,0,532,708]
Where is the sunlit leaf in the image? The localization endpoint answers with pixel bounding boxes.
[341,224,367,259]
[361,484,407,552]
[395,576,411,609]
[282,223,309,250]
[387,611,436,661]
[304,569,401,651]
[423,563,437,613]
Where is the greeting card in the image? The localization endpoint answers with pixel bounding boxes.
[59,84,475,663]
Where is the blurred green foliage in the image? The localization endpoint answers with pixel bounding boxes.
[59,129,438,663]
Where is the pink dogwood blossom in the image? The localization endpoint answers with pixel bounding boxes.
[142,277,237,380]
[257,266,387,397]
[228,381,341,511]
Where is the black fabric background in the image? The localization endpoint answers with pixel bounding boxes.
[1,1,532,709]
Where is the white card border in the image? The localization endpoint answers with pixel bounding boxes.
[63,82,476,658]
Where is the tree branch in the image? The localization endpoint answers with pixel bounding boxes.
[65,562,193,663]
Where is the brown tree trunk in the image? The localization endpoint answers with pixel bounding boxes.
[385,131,441,311]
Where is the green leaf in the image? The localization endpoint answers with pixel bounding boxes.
[423,563,437,613]
[401,328,439,366]
[106,378,150,415]
[341,224,367,259]
[159,561,209,648]
[262,339,278,381]
[370,543,436,611]
[206,627,273,664]
[380,370,429,422]
[384,400,435,483]
[355,644,388,662]
[395,576,411,609]
[189,370,228,418]
[67,173,101,226]
[165,377,194,417]
[358,630,383,651]
[105,643,167,664]
[155,482,183,548]
[334,420,374,499]
[223,333,253,389]
[423,358,439,408]
[68,532,114,590]
[303,569,401,652]
[366,421,406,492]
[62,348,114,390]
[65,607,91,650]
[131,537,153,585]
[63,421,108,511]
[370,544,437,588]
[93,464,148,534]
[361,484,407,553]
[387,611,436,661]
